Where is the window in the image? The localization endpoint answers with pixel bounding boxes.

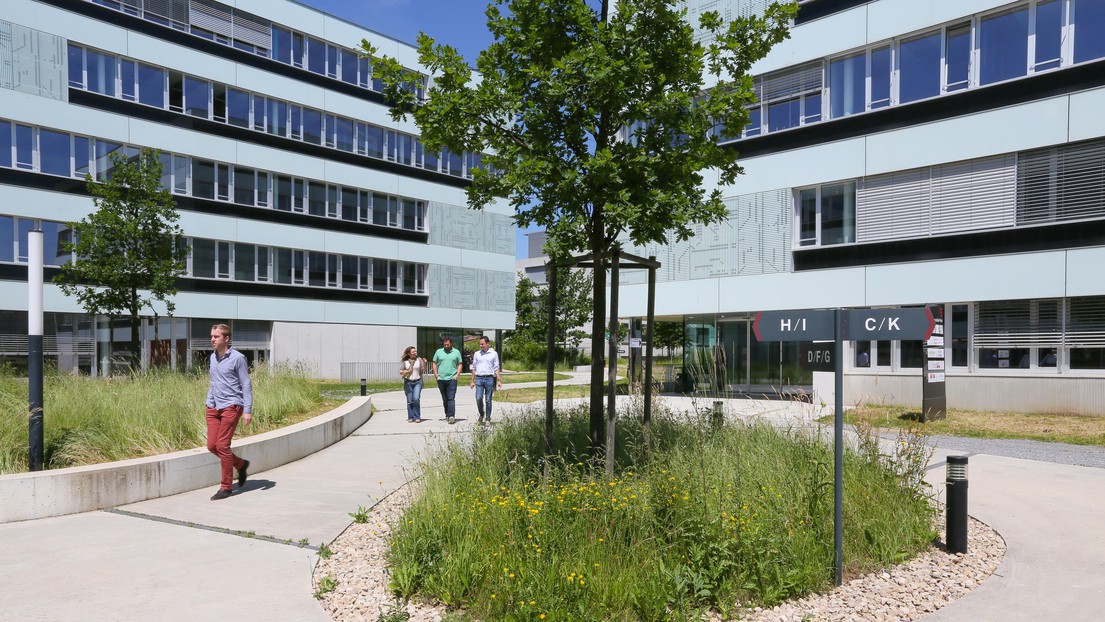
[1035,0,1064,71]
[68,45,84,88]
[341,255,359,289]
[336,117,354,152]
[234,243,256,281]
[341,49,357,84]
[120,60,136,101]
[302,109,322,145]
[307,38,325,75]
[308,181,326,217]
[192,160,216,199]
[266,99,287,136]
[870,46,891,108]
[0,216,14,262]
[308,251,327,287]
[899,32,941,103]
[326,45,339,79]
[138,64,166,108]
[951,304,969,367]
[980,8,1029,85]
[191,239,216,278]
[172,155,189,194]
[227,88,250,128]
[85,49,116,96]
[168,71,184,112]
[796,182,855,247]
[1073,0,1105,63]
[341,188,358,222]
[39,129,71,176]
[234,167,256,205]
[829,53,865,118]
[1069,296,1105,369]
[272,26,292,65]
[975,299,1061,369]
[274,248,305,284]
[184,78,211,117]
[945,23,971,92]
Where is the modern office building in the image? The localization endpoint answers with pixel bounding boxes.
[1,0,515,378]
[618,0,1105,413]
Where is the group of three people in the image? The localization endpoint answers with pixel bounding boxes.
[399,336,501,424]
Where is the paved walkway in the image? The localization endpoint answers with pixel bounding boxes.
[0,374,1102,621]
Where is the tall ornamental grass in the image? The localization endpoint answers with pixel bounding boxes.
[0,364,319,474]
[386,404,936,621]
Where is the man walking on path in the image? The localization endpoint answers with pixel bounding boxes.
[432,337,464,424]
[470,336,502,424]
[205,323,252,500]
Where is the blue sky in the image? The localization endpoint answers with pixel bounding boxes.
[296,0,540,259]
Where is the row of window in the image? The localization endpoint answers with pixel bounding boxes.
[795,137,1105,248]
[85,0,427,99]
[0,214,428,294]
[189,239,426,293]
[854,299,1105,372]
[0,119,428,232]
[730,0,1105,140]
[67,44,477,178]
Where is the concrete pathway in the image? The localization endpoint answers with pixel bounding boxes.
[0,375,1102,621]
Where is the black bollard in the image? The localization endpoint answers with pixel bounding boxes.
[710,400,723,431]
[946,455,969,554]
[360,378,367,397]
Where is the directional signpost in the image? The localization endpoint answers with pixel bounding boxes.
[752,306,935,586]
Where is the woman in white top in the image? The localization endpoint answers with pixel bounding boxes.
[399,346,426,422]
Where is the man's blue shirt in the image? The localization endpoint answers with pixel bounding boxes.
[206,348,252,412]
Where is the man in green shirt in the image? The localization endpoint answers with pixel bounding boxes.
[432,337,464,424]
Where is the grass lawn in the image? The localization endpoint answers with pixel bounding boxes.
[839,404,1105,447]
[500,372,572,384]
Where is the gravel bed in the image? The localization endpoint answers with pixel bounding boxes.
[315,489,1005,622]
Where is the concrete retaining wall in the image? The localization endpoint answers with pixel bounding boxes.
[0,396,373,523]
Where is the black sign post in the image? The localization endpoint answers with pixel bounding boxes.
[753,306,936,587]
[921,305,947,422]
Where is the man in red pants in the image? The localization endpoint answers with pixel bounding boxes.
[205,324,252,500]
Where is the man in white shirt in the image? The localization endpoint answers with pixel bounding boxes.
[469,336,502,424]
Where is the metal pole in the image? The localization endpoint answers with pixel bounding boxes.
[606,248,620,475]
[28,230,44,472]
[833,308,844,586]
[643,259,656,443]
[545,263,558,459]
[946,456,969,554]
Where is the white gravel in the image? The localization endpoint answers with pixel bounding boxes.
[315,489,1005,622]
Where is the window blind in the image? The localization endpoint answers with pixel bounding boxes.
[1068,296,1105,347]
[760,61,823,102]
[189,0,233,38]
[974,299,1062,348]
[1018,138,1105,224]
[930,154,1016,234]
[856,168,930,242]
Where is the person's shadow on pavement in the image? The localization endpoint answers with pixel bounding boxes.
[236,479,276,494]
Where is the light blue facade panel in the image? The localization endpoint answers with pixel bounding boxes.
[0,90,127,139]
[0,185,91,223]
[721,267,867,312]
[234,0,326,40]
[124,32,237,84]
[128,118,241,164]
[235,141,327,179]
[1068,86,1105,143]
[752,6,868,74]
[864,251,1070,306]
[866,0,1016,43]
[1065,247,1105,298]
[864,97,1070,176]
[735,138,866,195]
[9,0,115,52]
[320,301,400,326]
[233,63,327,110]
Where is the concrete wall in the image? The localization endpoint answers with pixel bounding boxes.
[271,322,416,378]
[0,397,372,524]
[845,374,1105,415]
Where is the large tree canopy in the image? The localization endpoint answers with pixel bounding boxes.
[365,0,795,454]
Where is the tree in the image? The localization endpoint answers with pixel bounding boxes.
[365,0,795,455]
[55,148,188,367]
[652,321,686,359]
[510,270,593,353]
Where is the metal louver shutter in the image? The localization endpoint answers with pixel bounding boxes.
[974,299,1062,348]
[762,61,822,102]
[930,154,1016,234]
[1068,297,1105,347]
[231,320,272,350]
[145,0,189,25]
[231,8,271,50]
[856,168,930,242]
[1018,139,1105,224]
[189,0,232,38]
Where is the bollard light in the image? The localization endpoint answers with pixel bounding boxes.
[945,455,969,554]
[360,378,367,397]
